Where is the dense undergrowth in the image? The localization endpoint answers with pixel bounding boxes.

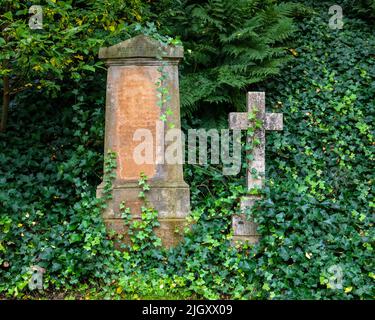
[0,1,374,299]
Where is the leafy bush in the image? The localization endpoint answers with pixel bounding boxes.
[0,0,152,131]
[0,96,114,295]
[153,0,303,122]
[349,0,375,19]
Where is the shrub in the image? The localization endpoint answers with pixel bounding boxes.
[153,0,303,122]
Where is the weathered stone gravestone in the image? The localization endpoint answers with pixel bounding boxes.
[97,35,190,248]
[229,92,283,243]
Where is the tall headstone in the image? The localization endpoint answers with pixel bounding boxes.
[229,92,283,243]
[97,35,190,248]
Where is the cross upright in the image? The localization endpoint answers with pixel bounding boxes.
[229,92,283,243]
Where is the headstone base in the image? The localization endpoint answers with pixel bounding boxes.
[97,182,190,248]
[231,196,260,245]
[105,218,188,248]
[232,235,260,245]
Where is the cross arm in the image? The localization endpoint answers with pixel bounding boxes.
[229,112,248,130]
[229,112,283,131]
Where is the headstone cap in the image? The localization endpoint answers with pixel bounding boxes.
[98,34,184,60]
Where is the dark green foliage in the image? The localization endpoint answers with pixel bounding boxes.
[154,0,302,121]
[0,91,115,294]
[252,5,375,298]
[349,0,375,19]
[301,0,375,21]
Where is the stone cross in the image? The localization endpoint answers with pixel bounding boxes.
[229,92,283,243]
[97,35,190,248]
